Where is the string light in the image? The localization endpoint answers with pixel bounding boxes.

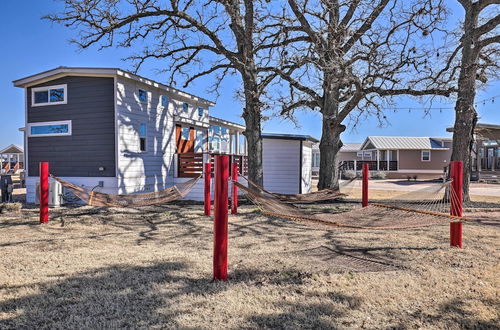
[381,94,498,112]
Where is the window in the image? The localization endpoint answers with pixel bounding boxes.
[139,123,147,152]
[198,107,204,117]
[182,103,189,113]
[421,150,431,161]
[31,84,67,106]
[138,89,148,103]
[181,127,190,140]
[312,153,320,167]
[28,120,72,137]
[160,95,168,107]
[208,125,230,153]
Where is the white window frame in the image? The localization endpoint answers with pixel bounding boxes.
[421,150,431,162]
[31,84,67,107]
[27,120,72,137]
[138,89,149,103]
[182,102,189,113]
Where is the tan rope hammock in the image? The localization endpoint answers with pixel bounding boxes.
[242,176,348,203]
[235,181,465,230]
[51,175,200,207]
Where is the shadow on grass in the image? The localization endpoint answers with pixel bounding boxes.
[0,261,361,329]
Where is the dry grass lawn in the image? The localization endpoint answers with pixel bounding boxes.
[0,203,499,329]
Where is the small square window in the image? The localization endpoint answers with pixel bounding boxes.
[421,150,431,161]
[198,107,204,117]
[34,91,49,104]
[182,103,189,112]
[181,127,190,140]
[138,89,148,103]
[50,88,65,102]
[161,95,168,107]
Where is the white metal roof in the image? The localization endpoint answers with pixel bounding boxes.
[12,66,215,106]
[361,136,450,150]
[0,144,23,154]
[341,143,362,152]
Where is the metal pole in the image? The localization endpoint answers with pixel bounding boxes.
[204,162,211,216]
[362,163,369,207]
[39,162,49,223]
[213,155,229,281]
[231,162,238,214]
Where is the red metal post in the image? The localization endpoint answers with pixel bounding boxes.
[39,162,49,224]
[231,162,238,215]
[204,162,211,216]
[362,163,369,207]
[450,222,463,248]
[450,161,463,217]
[213,155,229,281]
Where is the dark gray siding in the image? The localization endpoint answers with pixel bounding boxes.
[27,76,116,177]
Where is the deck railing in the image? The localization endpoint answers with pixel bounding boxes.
[340,160,398,171]
[177,153,248,178]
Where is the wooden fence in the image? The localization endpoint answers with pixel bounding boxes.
[178,153,248,178]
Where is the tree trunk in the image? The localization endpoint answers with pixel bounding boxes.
[242,81,264,187]
[318,120,345,191]
[450,3,480,203]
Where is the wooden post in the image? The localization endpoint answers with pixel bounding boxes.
[39,162,49,223]
[362,163,369,207]
[450,161,463,217]
[213,155,229,281]
[204,162,211,216]
[231,162,238,215]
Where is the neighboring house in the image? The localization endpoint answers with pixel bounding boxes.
[262,133,318,194]
[13,67,250,203]
[447,122,500,180]
[0,144,24,174]
[358,136,452,179]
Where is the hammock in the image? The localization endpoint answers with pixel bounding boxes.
[51,175,200,207]
[235,180,465,230]
[243,176,348,203]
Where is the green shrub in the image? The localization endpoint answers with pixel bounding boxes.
[371,171,387,179]
[0,202,22,213]
[343,170,358,180]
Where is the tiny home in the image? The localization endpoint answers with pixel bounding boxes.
[262,133,318,194]
[0,144,24,174]
[13,67,249,202]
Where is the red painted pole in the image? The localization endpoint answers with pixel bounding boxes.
[231,162,238,215]
[39,162,49,224]
[450,161,463,217]
[204,162,211,216]
[362,163,369,207]
[213,155,229,281]
[450,222,463,248]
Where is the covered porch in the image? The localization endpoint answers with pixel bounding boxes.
[0,144,24,174]
[469,123,500,180]
[340,149,398,171]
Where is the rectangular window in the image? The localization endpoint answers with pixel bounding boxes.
[31,84,67,106]
[181,127,190,140]
[28,120,72,137]
[160,95,168,107]
[198,107,204,117]
[138,89,148,103]
[421,150,431,161]
[139,123,147,152]
[182,103,189,113]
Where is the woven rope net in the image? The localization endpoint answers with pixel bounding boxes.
[235,179,464,230]
[243,176,348,203]
[52,175,200,207]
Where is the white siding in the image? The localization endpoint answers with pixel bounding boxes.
[25,176,119,203]
[262,139,300,194]
[301,142,313,193]
[116,77,176,193]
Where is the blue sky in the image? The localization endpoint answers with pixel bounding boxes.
[0,1,498,148]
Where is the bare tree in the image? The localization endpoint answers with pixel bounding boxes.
[46,0,283,186]
[266,0,455,190]
[435,0,499,201]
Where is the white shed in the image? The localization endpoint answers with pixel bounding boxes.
[262,133,318,194]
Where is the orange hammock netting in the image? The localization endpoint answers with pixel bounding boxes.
[243,176,348,203]
[235,180,466,230]
[51,175,200,207]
